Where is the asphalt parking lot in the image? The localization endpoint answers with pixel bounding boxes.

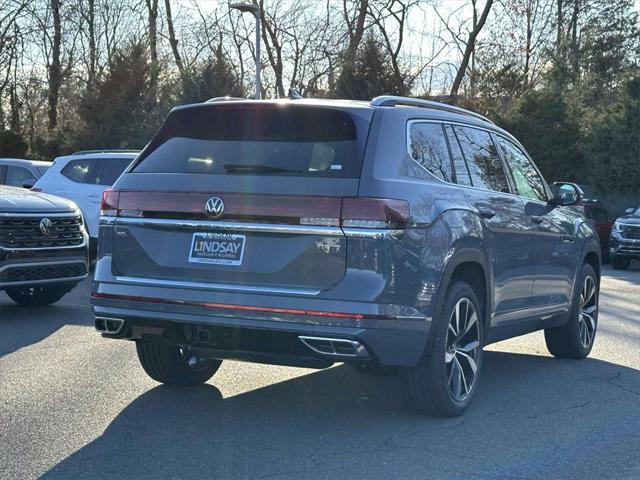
[1,265,639,480]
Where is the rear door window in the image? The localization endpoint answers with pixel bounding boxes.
[61,159,101,184]
[5,166,36,187]
[444,125,472,186]
[133,105,369,177]
[453,126,510,193]
[408,122,453,182]
[97,158,133,185]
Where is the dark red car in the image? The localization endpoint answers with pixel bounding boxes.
[574,185,613,257]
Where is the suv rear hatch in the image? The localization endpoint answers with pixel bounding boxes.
[105,102,376,292]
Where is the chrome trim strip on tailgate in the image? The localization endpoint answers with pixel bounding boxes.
[113,217,343,236]
[111,217,404,239]
[114,275,321,296]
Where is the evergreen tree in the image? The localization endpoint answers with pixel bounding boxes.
[179,46,245,104]
[499,89,584,183]
[0,130,28,158]
[583,76,640,195]
[332,35,410,100]
[75,41,164,150]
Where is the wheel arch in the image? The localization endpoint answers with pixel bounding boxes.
[420,247,493,363]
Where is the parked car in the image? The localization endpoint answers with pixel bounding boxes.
[91,96,601,417]
[609,206,640,270]
[0,158,50,188]
[32,150,138,255]
[569,186,613,258]
[0,185,88,306]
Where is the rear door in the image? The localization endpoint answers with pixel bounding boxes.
[496,135,576,309]
[446,124,534,318]
[108,103,373,292]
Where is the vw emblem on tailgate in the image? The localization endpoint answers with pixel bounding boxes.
[204,196,225,219]
[39,218,53,235]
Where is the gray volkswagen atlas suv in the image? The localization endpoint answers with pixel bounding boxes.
[91,96,601,416]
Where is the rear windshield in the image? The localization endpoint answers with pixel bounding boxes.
[133,104,370,178]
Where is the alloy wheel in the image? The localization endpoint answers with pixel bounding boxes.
[445,298,481,402]
[578,275,598,348]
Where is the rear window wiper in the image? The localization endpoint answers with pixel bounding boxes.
[223,163,305,175]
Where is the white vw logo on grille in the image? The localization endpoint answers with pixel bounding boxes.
[39,218,53,235]
[204,196,225,219]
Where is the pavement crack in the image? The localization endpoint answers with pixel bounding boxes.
[606,371,640,397]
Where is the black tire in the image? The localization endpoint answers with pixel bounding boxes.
[611,256,630,270]
[544,263,599,359]
[5,285,69,306]
[401,281,484,417]
[136,341,222,386]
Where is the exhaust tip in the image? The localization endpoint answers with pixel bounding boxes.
[95,316,125,335]
[299,336,370,359]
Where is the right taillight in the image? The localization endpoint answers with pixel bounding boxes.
[341,198,410,229]
[100,188,120,216]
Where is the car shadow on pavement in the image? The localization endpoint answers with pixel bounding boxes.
[0,281,92,358]
[42,351,640,480]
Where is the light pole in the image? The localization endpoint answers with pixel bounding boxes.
[230,2,261,100]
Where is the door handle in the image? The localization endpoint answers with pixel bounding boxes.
[478,207,496,219]
[530,215,544,224]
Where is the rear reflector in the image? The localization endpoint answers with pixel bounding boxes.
[101,190,409,229]
[91,292,396,320]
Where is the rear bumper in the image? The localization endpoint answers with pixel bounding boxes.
[91,292,431,368]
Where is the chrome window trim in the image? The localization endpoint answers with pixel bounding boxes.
[405,119,454,184]
[113,275,321,296]
[404,117,556,205]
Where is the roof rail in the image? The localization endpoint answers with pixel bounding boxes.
[370,95,494,124]
[205,96,246,103]
[71,149,140,155]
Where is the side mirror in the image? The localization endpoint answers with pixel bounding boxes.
[22,178,36,189]
[551,182,581,207]
[625,208,634,214]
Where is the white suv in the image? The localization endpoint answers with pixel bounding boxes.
[33,151,138,247]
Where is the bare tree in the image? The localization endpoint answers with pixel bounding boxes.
[47,0,62,129]
[144,0,158,65]
[165,0,185,77]
[449,0,494,102]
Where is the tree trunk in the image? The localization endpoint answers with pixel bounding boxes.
[87,0,96,89]
[449,0,493,103]
[556,0,564,54]
[259,2,285,98]
[47,0,62,130]
[145,0,158,65]
[165,0,185,77]
[344,0,368,64]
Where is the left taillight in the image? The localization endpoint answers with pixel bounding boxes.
[101,188,120,216]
